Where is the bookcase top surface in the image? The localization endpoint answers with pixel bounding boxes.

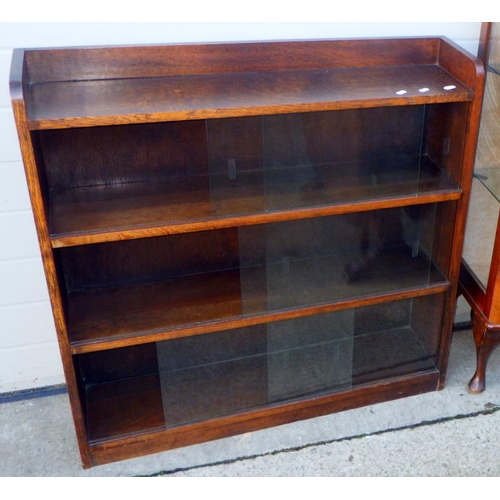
[10,37,481,130]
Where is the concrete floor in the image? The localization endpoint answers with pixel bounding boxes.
[1,327,500,477]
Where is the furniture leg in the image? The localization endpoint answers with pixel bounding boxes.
[469,310,500,393]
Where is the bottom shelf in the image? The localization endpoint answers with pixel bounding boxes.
[78,292,444,445]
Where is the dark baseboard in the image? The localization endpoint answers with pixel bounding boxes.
[453,321,473,332]
[0,384,67,404]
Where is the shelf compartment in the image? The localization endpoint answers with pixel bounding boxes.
[60,205,450,352]
[26,64,472,130]
[78,293,443,444]
[38,106,463,248]
[48,158,460,248]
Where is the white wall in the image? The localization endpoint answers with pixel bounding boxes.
[0,22,482,393]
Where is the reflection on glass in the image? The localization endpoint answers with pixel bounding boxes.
[240,205,440,315]
[62,202,445,347]
[488,22,500,76]
[267,312,353,402]
[46,106,459,241]
[208,116,265,216]
[475,167,500,201]
[208,107,457,218]
[157,314,353,428]
[461,178,498,287]
[262,108,425,211]
[154,294,441,429]
[77,293,443,441]
[463,39,500,287]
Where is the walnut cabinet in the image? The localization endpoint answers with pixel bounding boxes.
[10,38,483,468]
[460,22,500,393]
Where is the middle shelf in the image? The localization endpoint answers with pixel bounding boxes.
[59,205,451,353]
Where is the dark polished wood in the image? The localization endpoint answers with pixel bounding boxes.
[66,274,449,354]
[10,37,484,468]
[21,38,442,82]
[27,65,473,129]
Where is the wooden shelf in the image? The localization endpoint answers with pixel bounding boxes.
[49,157,460,247]
[27,65,472,130]
[67,247,449,353]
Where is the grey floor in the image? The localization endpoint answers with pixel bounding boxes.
[1,327,500,477]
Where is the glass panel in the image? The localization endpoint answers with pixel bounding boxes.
[158,311,353,426]
[77,293,444,442]
[46,107,459,242]
[267,311,353,403]
[262,107,425,211]
[156,311,354,428]
[157,326,269,427]
[208,107,458,220]
[488,22,500,76]
[240,205,441,315]
[463,28,500,288]
[157,296,440,430]
[352,295,442,385]
[207,117,265,216]
[462,178,499,287]
[62,204,444,346]
[473,69,500,206]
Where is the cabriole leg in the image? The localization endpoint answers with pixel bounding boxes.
[469,311,499,393]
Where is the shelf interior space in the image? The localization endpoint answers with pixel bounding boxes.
[77,293,444,443]
[59,204,450,349]
[33,105,465,245]
[25,62,473,129]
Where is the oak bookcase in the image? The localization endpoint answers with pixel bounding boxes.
[10,37,484,468]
